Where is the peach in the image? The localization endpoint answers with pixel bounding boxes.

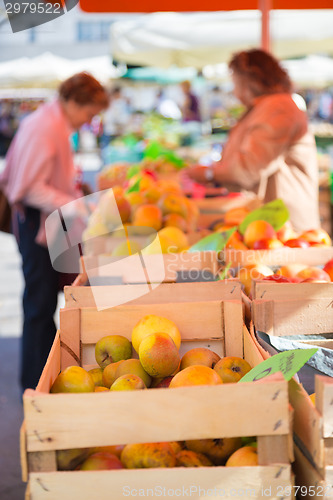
[299,228,332,246]
[90,445,125,458]
[133,204,163,232]
[169,365,222,388]
[139,332,180,378]
[131,314,181,353]
[253,238,284,250]
[110,374,146,391]
[121,442,176,469]
[102,360,125,388]
[158,226,189,252]
[277,264,308,278]
[80,452,124,470]
[162,213,188,232]
[323,258,333,281]
[115,195,131,224]
[176,450,213,467]
[159,193,188,219]
[185,438,242,465]
[180,347,220,370]
[224,207,250,227]
[296,267,331,282]
[88,367,105,387]
[243,220,276,249]
[225,231,249,251]
[125,191,146,211]
[214,356,252,383]
[225,445,258,466]
[115,358,152,388]
[236,264,274,295]
[50,366,95,394]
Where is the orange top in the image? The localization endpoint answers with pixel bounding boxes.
[79,0,333,12]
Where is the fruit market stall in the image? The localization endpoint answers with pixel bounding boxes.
[20,281,296,499]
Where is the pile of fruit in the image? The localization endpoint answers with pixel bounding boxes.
[50,313,255,471]
[83,177,200,254]
[56,438,258,472]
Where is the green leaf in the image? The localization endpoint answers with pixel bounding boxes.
[188,227,237,252]
[126,176,141,193]
[239,199,289,235]
[126,164,141,179]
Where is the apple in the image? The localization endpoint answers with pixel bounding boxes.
[214,356,252,383]
[88,367,105,387]
[185,438,242,465]
[152,376,174,388]
[102,360,125,388]
[169,365,222,388]
[296,267,331,282]
[95,335,132,369]
[243,220,276,249]
[110,374,146,391]
[80,452,124,470]
[284,238,310,248]
[180,347,220,370]
[299,228,331,246]
[323,258,333,281]
[225,445,258,466]
[50,366,95,394]
[277,264,307,278]
[253,238,284,250]
[276,221,297,243]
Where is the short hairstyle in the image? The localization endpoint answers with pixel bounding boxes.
[59,72,109,108]
[229,49,292,97]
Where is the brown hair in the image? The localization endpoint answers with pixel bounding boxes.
[59,72,109,108]
[229,49,292,97]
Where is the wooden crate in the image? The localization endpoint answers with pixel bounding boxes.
[220,246,333,268]
[76,250,220,285]
[21,282,294,500]
[250,281,333,497]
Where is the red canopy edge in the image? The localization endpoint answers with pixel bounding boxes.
[79,0,333,13]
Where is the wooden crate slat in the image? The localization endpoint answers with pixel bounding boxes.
[293,445,328,497]
[35,333,61,393]
[253,282,333,301]
[316,376,333,439]
[27,451,57,474]
[20,422,28,483]
[222,246,333,267]
[79,302,225,344]
[288,378,325,470]
[64,281,242,308]
[28,465,293,500]
[257,435,291,465]
[253,298,333,336]
[223,301,244,358]
[23,380,289,452]
[58,310,81,370]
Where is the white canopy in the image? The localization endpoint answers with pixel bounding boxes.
[0,52,123,87]
[203,55,333,87]
[110,10,333,69]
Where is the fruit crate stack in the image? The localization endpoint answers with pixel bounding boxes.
[250,280,333,496]
[20,281,295,500]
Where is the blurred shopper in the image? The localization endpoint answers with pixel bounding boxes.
[101,86,131,147]
[187,49,320,232]
[0,73,109,392]
[180,80,201,122]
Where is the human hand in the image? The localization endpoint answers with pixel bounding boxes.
[186,165,212,185]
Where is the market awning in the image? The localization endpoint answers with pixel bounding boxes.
[109,10,333,69]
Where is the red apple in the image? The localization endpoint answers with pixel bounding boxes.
[323,258,333,281]
[80,452,124,470]
[253,238,284,250]
[284,238,310,248]
[261,274,301,283]
[296,267,331,282]
[299,228,331,246]
[276,221,297,243]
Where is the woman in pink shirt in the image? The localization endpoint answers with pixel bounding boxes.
[0,73,109,391]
